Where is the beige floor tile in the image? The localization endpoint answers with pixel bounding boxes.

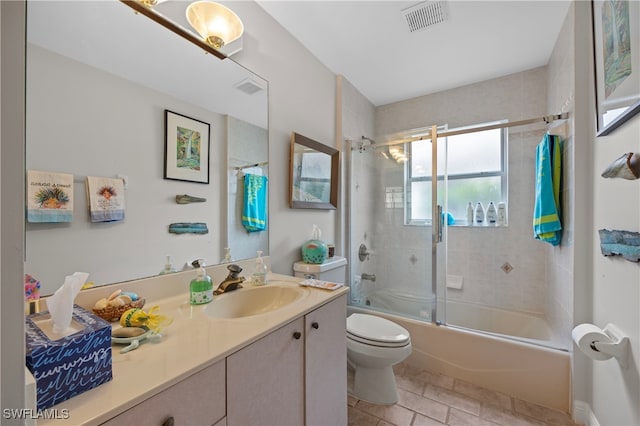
[453,380,512,410]
[349,405,382,426]
[357,399,416,426]
[481,403,546,426]
[395,369,427,395]
[419,371,455,391]
[422,383,482,416]
[513,399,578,426]
[448,408,502,426]
[412,413,447,426]
[397,388,449,423]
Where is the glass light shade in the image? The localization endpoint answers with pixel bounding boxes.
[186,1,244,49]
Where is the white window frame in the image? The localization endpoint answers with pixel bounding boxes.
[404,122,508,226]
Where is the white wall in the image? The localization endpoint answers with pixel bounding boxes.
[569,2,640,425]
[546,0,577,365]
[338,76,376,301]
[230,2,338,276]
[1,0,27,418]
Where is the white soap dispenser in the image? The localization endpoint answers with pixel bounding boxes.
[159,255,176,275]
[221,247,232,264]
[253,250,268,286]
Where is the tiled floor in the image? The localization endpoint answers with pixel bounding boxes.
[348,363,581,426]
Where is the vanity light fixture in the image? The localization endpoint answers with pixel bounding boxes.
[186,1,244,49]
[138,0,167,7]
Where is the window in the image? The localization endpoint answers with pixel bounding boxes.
[405,122,507,225]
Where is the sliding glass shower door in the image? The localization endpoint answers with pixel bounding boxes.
[347,129,448,324]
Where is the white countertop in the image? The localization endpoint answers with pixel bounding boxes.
[37,270,348,425]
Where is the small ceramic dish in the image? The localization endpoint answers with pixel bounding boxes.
[111,327,161,354]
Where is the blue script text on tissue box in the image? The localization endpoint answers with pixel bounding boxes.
[25,305,112,410]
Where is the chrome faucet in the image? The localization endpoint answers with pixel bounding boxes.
[214,264,246,295]
[361,273,376,282]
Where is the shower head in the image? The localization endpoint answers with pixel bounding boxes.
[361,135,376,144]
[358,135,376,153]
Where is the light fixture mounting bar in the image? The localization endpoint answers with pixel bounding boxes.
[120,0,227,60]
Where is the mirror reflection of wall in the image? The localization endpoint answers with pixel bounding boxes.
[227,117,269,261]
[25,1,268,296]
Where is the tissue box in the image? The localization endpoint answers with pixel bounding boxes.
[25,305,112,410]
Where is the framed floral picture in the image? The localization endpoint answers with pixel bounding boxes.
[592,0,640,136]
[164,109,210,183]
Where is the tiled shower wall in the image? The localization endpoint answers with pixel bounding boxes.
[373,67,554,317]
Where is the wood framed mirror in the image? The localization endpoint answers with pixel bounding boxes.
[289,132,339,209]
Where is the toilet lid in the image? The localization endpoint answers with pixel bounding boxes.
[347,313,410,347]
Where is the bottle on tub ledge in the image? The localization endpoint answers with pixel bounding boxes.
[496,202,507,226]
[474,202,485,226]
[486,202,497,226]
[466,202,474,226]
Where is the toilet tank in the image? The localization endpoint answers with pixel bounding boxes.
[293,256,347,283]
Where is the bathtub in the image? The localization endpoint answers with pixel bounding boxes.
[365,287,565,348]
[352,290,571,412]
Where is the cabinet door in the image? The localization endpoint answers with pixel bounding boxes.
[305,294,348,426]
[227,317,304,426]
[101,360,225,426]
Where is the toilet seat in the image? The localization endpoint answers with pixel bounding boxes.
[347,313,410,348]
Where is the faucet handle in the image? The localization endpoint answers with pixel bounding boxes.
[227,264,242,273]
[226,264,243,279]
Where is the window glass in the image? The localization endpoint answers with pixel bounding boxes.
[406,124,506,225]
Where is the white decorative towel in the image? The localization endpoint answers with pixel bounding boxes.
[27,170,74,223]
[86,176,125,222]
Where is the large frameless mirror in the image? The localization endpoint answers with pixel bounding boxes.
[25,0,268,296]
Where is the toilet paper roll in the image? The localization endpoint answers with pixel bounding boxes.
[572,323,613,361]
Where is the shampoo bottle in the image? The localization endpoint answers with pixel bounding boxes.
[253,250,268,286]
[190,261,213,305]
[466,202,474,225]
[475,202,485,225]
[486,202,497,226]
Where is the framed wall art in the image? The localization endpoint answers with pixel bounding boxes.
[164,109,210,183]
[592,0,640,136]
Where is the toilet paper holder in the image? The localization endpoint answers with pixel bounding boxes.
[591,324,630,369]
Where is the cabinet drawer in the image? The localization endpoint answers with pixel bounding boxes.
[101,360,225,426]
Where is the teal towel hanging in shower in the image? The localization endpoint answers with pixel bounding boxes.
[242,174,267,232]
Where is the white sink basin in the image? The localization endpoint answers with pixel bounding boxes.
[203,285,308,319]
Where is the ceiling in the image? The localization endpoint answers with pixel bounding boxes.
[256,0,572,106]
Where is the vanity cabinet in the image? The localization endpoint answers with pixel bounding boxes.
[227,294,347,426]
[304,293,348,426]
[101,360,225,426]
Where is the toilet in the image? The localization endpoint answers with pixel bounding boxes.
[293,256,412,405]
[346,313,411,404]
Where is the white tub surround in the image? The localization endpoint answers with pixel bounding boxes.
[35,259,348,425]
[348,306,571,413]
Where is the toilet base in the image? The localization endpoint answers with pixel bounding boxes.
[351,365,399,405]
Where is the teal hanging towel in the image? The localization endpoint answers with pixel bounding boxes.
[242,174,268,232]
[533,133,562,246]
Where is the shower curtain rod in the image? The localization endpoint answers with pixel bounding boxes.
[366,112,569,149]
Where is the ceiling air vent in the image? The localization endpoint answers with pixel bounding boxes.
[402,1,448,33]
[233,77,264,95]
